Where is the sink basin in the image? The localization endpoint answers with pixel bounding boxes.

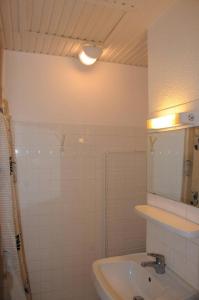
[93,253,199,300]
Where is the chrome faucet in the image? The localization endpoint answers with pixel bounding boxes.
[141,253,166,274]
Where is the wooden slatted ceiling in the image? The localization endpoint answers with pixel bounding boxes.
[0,0,176,66]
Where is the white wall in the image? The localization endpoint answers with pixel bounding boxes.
[148,0,199,290]
[148,0,199,115]
[3,50,147,126]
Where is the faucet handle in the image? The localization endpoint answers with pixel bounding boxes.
[147,253,165,263]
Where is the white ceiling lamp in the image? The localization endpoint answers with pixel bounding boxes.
[78,44,103,66]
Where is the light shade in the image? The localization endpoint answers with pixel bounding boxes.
[147,114,180,129]
[78,45,102,65]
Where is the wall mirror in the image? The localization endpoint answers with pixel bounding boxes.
[148,127,199,207]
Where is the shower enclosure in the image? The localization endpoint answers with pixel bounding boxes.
[12,120,146,300]
[0,101,31,300]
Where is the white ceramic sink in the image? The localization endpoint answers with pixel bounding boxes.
[93,253,199,300]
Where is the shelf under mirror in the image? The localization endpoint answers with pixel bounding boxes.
[135,204,199,238]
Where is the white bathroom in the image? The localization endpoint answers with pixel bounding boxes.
[0,1,199,300]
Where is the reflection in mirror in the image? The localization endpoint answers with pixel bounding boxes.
[148,127,199,207]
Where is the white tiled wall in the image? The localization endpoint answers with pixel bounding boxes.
[147,194,199,290]
[106,152,146,256]
[14,122,146,300]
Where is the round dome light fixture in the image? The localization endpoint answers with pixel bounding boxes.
[78,44,103,66]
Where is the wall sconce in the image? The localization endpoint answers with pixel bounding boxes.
[78,44,103,66]
[147,112,197,130]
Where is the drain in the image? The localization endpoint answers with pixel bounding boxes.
[133,297,144,300]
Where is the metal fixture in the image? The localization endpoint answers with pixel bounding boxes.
[191,192,199,207]
[141,253,166,274]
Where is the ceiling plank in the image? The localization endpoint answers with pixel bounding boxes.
[53,36,66,55]
[48,0,66,34]
[13,31,22,51]
[86,0,135,12]
[39,0,55,34]
[55,0,76,36]
[18,0,31,31]
[30,0,45,32]
[63,0,85,37]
